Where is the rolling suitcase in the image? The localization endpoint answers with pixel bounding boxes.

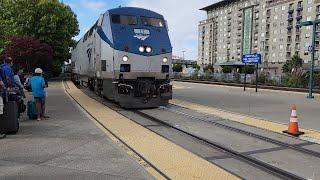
[27,100,37,120]
[0,101,19,134]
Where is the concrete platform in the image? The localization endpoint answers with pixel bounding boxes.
[0,82,153,180]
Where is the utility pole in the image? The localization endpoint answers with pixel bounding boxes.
[301,19,320,99]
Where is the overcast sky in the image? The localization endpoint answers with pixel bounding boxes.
[64,0,218,60]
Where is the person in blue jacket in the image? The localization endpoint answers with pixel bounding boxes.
[29,68,46,121]
[0,57,15,88]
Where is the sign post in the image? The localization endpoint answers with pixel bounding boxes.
[301,19,320,99]
[242,54,262,92]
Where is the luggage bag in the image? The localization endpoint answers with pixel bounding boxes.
[0,101,19,134]
[27,100,37,120]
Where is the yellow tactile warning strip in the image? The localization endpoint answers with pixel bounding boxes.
[64,81,239,180]
[171,99,320,143]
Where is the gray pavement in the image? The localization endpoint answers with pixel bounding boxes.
[0,82,153,180]
[173,81,320,131]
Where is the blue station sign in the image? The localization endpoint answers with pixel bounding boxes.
[242,54,262,64]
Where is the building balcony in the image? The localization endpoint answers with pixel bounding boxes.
[287,30,292,35]
[237,13,242,17]
[288,16,293,21]
[296,38,301,42]
[297,6,303,11]
[296,15,302,20]
[266,12,271,17]
[288,9,294,13]
[227,16,232,20]
[286,47,291,52]
[287,39,292,43]
[287,24,293,29]
[296,24,302,28]
[236,32,242,36]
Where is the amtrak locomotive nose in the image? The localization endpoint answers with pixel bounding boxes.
[71,7,173,108]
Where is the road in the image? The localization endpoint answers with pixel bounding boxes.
[173,81,320,131]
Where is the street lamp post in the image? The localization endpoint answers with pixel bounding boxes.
[301,19,320,99]
[182,51,186,60]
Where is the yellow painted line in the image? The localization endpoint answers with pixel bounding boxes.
[171,99,320,143]
[65,81,239,180]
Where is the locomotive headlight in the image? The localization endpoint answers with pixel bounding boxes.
[139,46,145,52]
[122,55,129,62]
[146,46,152,53]
[163,57,168,63]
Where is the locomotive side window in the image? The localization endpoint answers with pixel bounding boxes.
[141,17,164,28]
[111,14,137,25]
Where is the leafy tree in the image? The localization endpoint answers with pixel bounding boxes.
[0,0,79,75]
[242,65,255,74]
[221,66,233,73]
[192,64,201,70]
[173,64,183,72]
[282,54,303,74]
[4,36,53,72]
[203,64,214,72]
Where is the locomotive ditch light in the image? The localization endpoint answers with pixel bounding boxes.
[163,57,168,63]
[146,46,152,53]
[122,55,129,62]
[139,46,145,52]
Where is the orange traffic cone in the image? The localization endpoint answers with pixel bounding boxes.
[283,105,304,137]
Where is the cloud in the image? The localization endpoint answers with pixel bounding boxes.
[126,0,217,60]
[81,0,106,11]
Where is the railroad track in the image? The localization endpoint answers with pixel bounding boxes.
[133,110,304,180]
[79,92,304,180]
[76,85,316,180]
[163,104,320,159]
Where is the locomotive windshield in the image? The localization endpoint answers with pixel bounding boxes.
[141,17,164,28]
[111,14,137,25]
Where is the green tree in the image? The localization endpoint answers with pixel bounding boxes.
[0,0,79,75]
[192,64,201,70]
[221,66,233,73]
[282,54,303,74]
[203,64,214,72]
[173,64,183,72]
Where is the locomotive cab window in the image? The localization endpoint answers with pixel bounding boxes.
[111,14,137,25]
[141,17,164,28]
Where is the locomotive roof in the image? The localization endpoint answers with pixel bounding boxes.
[108,7,164,19]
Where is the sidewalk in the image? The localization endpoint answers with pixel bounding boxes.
[0,81,153,180]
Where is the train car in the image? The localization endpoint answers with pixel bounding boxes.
[71,7,172,108]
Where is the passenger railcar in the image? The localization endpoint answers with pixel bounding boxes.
[71,7,172,108]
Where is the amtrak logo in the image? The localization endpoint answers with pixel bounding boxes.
[133,29,150,41]
[134,34,149,41]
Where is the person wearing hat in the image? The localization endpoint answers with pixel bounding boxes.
[29,68,46,121]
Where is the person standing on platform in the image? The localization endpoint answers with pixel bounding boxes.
[13,67,25,98]
[0,57,15,89]
[29,68,46,121]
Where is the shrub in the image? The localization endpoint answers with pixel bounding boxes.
[173,64,183,72]
[221,66,233,73]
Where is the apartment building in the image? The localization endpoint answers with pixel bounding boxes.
[199,0,320,74]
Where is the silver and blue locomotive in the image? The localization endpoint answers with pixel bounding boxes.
[71,7,172,108]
